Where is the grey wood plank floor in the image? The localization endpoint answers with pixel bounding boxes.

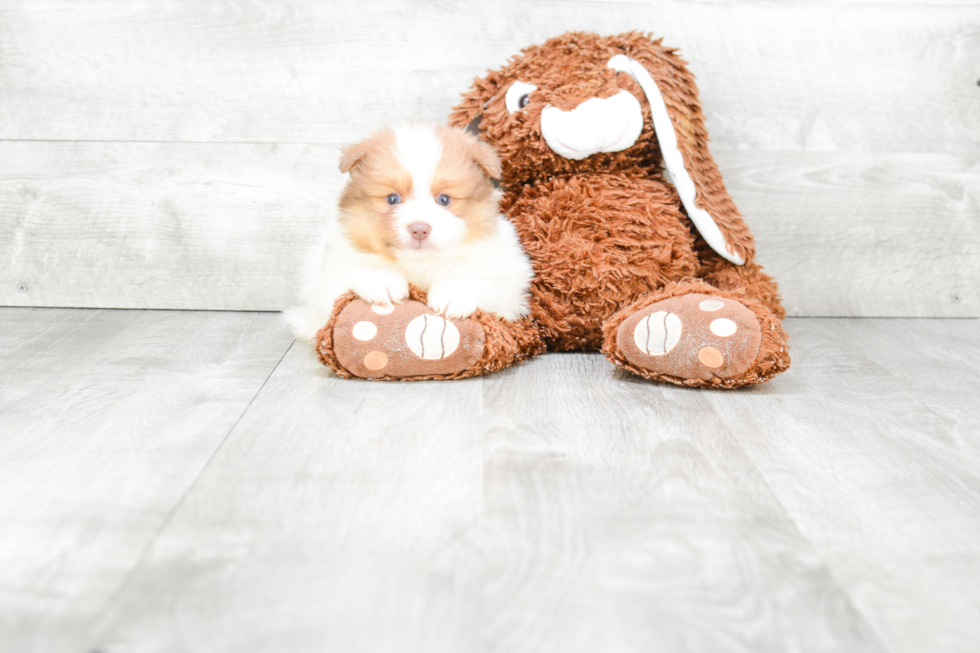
[0,308,294,653]
[1,308,978,653]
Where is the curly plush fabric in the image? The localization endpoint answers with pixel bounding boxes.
[447,31,788,387]
[316,286,545,381]
[318,30,790,387]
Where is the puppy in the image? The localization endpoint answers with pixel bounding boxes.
[285,122,534,342]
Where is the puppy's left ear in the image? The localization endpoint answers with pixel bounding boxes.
[469,138,503,179]
[339,141,369,174]
[607,32,755,265]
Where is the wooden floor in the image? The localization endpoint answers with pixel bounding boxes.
[2,307,979,653]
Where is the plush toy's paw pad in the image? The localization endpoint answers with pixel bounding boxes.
[327,299,485,379]
[617,294,761,381]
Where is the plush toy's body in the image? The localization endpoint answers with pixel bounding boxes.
[316,31,790,387]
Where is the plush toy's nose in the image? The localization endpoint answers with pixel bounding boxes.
[539,90,644,161]
[408,221,431,241]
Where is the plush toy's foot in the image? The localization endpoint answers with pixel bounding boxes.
[603,287,789,388]
[314,289,546,381]
[322,298,485,379]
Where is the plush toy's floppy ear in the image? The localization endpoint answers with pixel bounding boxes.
[449,70,506,133]
[608,34,755,265]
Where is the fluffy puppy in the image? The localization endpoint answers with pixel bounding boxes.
[285,122,534,342]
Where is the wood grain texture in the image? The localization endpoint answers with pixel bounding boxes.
[2,1,977,316]
[0,141,334,310]
[0,1,977,152]
[719,152,980,317]
[91,344,490,653]
[475,352,885,653]
[3,311,980,652]
[89,332,883,653]
[0,308,292,653]
[712,318,980,653]
[2,144,976,316]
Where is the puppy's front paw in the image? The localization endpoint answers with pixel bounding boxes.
[350,269,409,307]
[427,280,486,319]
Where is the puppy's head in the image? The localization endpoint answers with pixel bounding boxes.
[337,122,502,259]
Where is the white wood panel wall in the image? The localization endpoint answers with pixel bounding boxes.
[1,0,978,316]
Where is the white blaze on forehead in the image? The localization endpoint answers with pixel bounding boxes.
[393,122,443,200]
[389,123,468,252]
[607,54,745,266]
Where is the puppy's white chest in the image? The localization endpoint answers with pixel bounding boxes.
[393,254,461,291]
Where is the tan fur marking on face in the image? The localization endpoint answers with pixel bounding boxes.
[431,125,502,244]
[337,128,414,260]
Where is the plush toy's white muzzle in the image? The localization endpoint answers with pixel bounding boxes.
[528,54,745,266]
[539,91,644,160]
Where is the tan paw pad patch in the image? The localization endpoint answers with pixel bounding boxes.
[698,346,724,368]
[363,351,387,370]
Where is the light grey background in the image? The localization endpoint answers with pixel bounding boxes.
[2,0,977,315]
[2,2,979,653]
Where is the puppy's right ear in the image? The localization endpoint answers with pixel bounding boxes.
[449,70,505,133]
[470,138,502,179]
[339,141,369,174]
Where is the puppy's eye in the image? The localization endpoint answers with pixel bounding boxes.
[386,194,401,205]
[436,194,451,206]
[505,81,538,113]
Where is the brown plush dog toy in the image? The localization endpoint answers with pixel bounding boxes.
[316,31,790,387]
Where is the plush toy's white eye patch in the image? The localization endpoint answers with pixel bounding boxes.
[505,81,538,113]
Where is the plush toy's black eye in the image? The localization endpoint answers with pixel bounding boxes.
[386,194,401,205]
[436,194,451,206]
[519,94,530,108]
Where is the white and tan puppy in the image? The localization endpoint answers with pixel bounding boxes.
[285,122,533,342]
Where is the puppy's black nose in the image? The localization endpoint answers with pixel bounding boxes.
[408,221,431,241]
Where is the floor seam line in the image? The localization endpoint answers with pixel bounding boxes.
[87,337,296,636]
[717,415,897,653]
